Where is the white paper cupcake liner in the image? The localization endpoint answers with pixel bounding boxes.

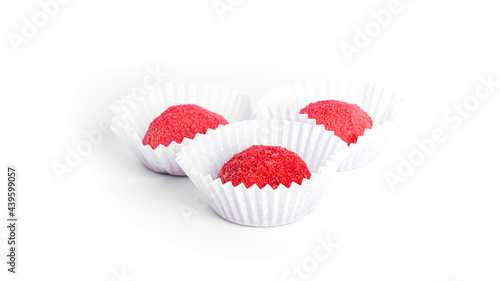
[110,82,253,175]
[253,78,402,171]
[175,119,349,227]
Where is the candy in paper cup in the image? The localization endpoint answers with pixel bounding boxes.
[253,78,402,171]
[175,119,349,227]
[110,82,253,176]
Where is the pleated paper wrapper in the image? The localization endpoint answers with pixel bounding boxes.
[176,119,349,227]
[253,78,402,171]
[110,82,253,176]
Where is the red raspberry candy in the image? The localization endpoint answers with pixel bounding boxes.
[299,100,373,146]
[142,104,228,149]
[218,145,311,189]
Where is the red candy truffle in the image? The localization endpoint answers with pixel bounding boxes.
[299,100,373,146]
[142,104,228,149]
[217,145,311,189]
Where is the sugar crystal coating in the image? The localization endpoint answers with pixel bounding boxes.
[142,104,228,149]
[217,145,311,189]
[299,100,373,146]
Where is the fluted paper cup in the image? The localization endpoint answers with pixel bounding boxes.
[175,119,349,227]
[253,78,402,171]
[110,82,253,175]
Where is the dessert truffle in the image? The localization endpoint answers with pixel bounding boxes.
[217,145,311,189]
[299,100,373,146]
[142,104,228,149]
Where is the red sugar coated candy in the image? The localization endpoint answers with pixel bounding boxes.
[142,104,228,149]
[299,100,373,146]
[217,145,311,189]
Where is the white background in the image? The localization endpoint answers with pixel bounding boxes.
[1,0,500,280]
